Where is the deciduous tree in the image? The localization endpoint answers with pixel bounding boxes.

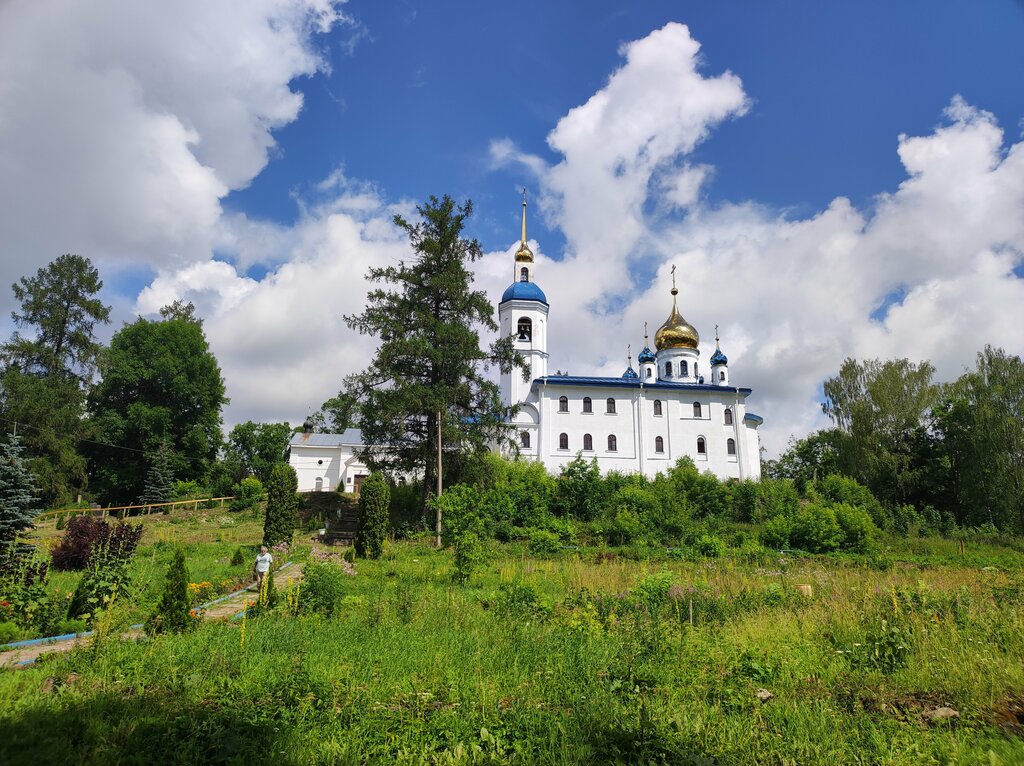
[87,312,227,503]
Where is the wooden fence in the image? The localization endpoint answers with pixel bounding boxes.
[38,497,236,520]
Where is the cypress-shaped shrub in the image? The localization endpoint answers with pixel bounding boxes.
[263,463,298,547]
[355,473,390,558]
[145,548,192,635]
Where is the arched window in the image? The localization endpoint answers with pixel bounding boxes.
[520,266,529,282]
[693,401,702,418]
[517,316,532,341]
[664,361,672,377]
[724,408,733,425]
[558,396,568,413]
[681,361,688,377]
[607,434,617,452]
[653,400,662,416]
[583,433,593,451]
[583,397,592,413]
[697,437,706,455]
[606,398,616,414]
[655,436,664,453]
[559,433,569,450]
[520,431,530,448]
[645,367,652,379]
[315,476,324,492]
[727,438,736,455]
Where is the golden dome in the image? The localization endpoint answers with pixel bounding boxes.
[655,287,699,350]
[514,242,534,262]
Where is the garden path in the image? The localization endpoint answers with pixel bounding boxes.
[0,562,306,668]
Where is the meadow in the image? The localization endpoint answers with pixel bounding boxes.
[1,510,1023,765]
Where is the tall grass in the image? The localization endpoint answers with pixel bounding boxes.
[2,538,1022,764]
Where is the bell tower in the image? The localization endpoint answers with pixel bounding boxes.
[499,190,548,406]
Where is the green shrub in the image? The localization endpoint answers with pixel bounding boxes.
[0,621,20,644]
[790,503,843,553]
[731,480,759,522]
[263,464,298,547]
[755,479,800,522]
[354,473,390,558]
[55,513,67,530]
[833,502,878,552]
[172,480,204,501]
[815,474,887,529]
[603,508,643,546]
[434,485,484,548]
[492,581,550,619]
[230,547,245,566]
[453,531,484,584]
[528,528,562,555]
[633,570,675,610]
[554,455,604,520]
[694,533,726,558]
[300,561,349,617]
[145,548,193,635]
[230,477,265,513]
[761,515,792,549]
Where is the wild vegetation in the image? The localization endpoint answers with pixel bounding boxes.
[1,516,1022,765]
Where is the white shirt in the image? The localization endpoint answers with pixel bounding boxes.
[255,552,273,573]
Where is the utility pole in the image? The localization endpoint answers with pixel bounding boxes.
[435,409,443,548]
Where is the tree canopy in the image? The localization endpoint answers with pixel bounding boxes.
[0,254,110,506]
[223,421,292,485]
[335,195,526,499]
[87,313,227,503]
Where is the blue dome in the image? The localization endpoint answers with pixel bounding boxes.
[500,281,548,304]
[710,348,728,366]
[622,366,638,379]
[637,345,656,363]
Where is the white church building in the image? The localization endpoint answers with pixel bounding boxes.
[500,196,763,481]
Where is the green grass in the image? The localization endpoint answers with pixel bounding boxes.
[2,532,1023,764]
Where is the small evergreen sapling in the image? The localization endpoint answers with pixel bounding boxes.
[263,463,298,547]
[354,473,390,558]
[146,548,193,635]
[140,441,175,507]
[231,547,245,566]
[0,433,41,545]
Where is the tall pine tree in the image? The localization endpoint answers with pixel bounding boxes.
[337,195,526,507]
[0,433,41,544]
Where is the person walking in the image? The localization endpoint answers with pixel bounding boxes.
[254,545,273,590]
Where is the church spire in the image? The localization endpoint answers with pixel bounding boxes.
[514,189,534,264]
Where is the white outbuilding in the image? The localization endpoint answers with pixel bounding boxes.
[288,429,370,494]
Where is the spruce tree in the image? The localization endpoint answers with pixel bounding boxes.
[146,548,192,635]
[0,433,41,545]
[140,441,175,506]
[337,195,527,506]
[263,462,298,547]
[354,473,390,558]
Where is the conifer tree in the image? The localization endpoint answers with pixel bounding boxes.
[0,433,41,545]
[354,473,390,558]
[146,547,192,635]
[263,462,298,547]
[336,195,527,506]
[140,441,175,506]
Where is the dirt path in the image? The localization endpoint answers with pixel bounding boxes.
[0,562,305,669]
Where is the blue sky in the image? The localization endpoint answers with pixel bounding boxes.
[1,0,1022,453]
[230,1,1024,241]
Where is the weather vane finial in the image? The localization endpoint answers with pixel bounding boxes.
[627,343,632,366]
[644,321,649,343]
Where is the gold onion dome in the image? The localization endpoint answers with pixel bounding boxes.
[655,287,699,350]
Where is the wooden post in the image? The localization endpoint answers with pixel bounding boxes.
[435,409,443,548]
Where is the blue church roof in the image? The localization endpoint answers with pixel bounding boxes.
[622,366,638,379]
[710,348,728,366]
[637,346,656,363]
[500,281,548,305]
